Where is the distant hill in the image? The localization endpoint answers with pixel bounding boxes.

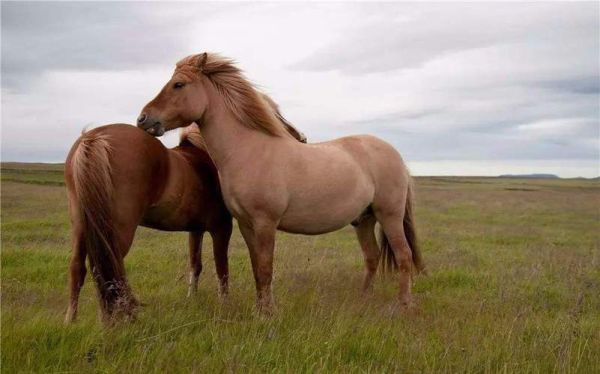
[499,174,560,179]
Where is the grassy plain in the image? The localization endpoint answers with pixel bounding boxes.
[1,163,599,373]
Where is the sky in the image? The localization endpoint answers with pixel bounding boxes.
[1,2,599,177]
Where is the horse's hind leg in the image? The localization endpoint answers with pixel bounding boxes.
[187,231,204,297]
[210,220,232,297]
[353,214,379,293]
[376,212,414,306]
[65,224,87,323]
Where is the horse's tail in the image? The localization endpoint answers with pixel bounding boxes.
[69,132,135,321]
[379,181,425,274]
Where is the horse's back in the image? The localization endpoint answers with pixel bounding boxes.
[292,134,408,188]
[66,123,167,166]
[329,134,406,167]
[66,123,165,190]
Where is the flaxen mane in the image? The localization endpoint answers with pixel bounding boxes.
[176,53,286,137]
[178,86,307,146]
[261,94,307,143]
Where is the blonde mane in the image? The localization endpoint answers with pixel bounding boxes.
[176,53,285,137]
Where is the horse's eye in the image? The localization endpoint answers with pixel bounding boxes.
[173,82,185,89]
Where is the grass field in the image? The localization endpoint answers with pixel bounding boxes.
[1,163,599,373]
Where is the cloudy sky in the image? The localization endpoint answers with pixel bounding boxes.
[2,2,598,177]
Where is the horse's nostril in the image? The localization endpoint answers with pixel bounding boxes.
[137,113,147,125]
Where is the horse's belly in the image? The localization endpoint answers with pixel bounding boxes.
[277,218,349,235]
[141,203,200,231]
[278,167,374,234]
[278,197,369,235]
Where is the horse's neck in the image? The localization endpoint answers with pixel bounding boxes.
[201,88,274,170]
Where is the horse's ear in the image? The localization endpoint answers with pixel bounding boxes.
[197,53,208,72]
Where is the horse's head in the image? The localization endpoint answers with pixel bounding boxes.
[138,53,210,136]
[139,53,307,142]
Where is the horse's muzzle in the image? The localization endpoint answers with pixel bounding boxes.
[137,113,165,136]
[145,123,165,136]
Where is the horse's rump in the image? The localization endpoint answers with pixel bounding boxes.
[67,129,138,320]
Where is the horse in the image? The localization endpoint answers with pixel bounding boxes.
[137,53,425,314]
[64,123,231,323]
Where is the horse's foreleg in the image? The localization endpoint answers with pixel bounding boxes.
[210,220,232,298]
[65,227,87,323]
[239,221,276,315]
[354,215,379,293]
[187,231,204,297]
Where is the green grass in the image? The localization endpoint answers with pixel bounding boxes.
[1,165,599,373]
[1,163,65,186]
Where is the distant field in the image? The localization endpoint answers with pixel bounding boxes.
[1,162,65,186]
[2,164,599,373]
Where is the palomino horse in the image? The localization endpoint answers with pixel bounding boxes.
[64,123,232,323]
[138,53,424,314]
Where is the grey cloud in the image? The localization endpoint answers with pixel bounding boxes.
[290,3,599,75]
[350,107,446,128]
[535,77,600,95]
[2,146,68,163]
[346,79,599,162]
[367,122,597,162]
[1,2,234,90]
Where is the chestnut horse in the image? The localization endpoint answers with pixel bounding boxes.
[64,123,232,322]
[137,53,425,314]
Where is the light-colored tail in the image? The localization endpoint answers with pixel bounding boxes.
[379,181,425,274]
[70,133,136,321]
